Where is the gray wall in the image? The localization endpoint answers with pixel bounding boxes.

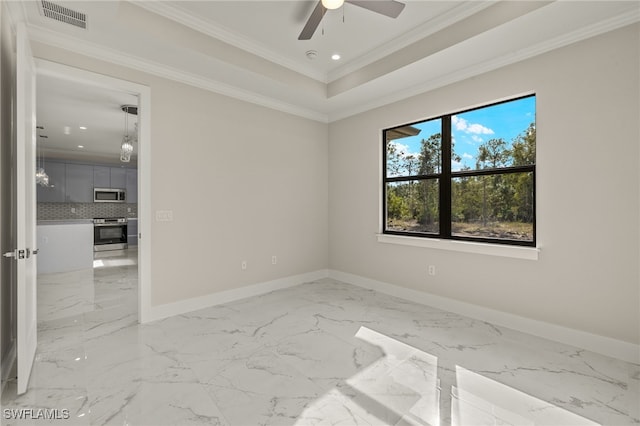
[0,0,17,388]
[328,24,640,345]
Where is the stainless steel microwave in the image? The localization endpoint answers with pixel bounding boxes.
[94,188,126,203]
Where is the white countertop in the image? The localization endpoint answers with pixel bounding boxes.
[38,219,94,225]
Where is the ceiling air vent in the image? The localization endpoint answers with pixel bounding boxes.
[38,0,86,29]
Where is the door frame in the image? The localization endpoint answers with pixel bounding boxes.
[35,59,152,323]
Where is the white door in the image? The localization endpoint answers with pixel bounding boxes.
[15,23,38,395]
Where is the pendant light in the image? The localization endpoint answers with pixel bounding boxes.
[120,105,137,163]
[35,126,49,187]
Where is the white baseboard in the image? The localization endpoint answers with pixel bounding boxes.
[1,342,16,396]
[144,270,330,323]
[329,269,640,364]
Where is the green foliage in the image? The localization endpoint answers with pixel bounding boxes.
[512,124,536,166]
[418,134,441,175]
[387,185,410,219]
[476,138,509,169]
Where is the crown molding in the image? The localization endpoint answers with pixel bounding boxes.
[327,0,496,82]
[26,25,329,123]
[132,1,328,84]
[328,8,640,122]
[24,5,639,125]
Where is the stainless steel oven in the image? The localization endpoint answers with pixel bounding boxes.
[94,217,128,251]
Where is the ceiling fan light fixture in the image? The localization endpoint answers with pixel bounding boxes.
[321,0,344,10]
[299,0,404,40]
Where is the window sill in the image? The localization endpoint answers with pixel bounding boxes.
[376,234,539,260]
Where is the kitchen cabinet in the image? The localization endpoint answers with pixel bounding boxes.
[126,169,137,203]
[93,166,110,188]
[36,161,66,202]
[94,165,127,189]
[38,161,137,203]
[110,167,127,189]
[65,164,94,202]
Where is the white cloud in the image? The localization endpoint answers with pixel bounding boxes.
[389,141,420,159]
[462,153,474,160]
[468,123,493,134]
[390,141,410,156]
[451,115,465,131]
[452,115,494,135]
[471,135,483,143]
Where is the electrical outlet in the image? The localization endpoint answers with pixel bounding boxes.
[71,207,76,214]
[272,256,277,265]
[241,261,247,270]
[428,265,436,276]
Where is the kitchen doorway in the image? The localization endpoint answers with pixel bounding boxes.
[34,60,151,331]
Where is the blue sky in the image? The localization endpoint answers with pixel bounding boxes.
[389,96,535,172]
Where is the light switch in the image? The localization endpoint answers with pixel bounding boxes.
[155,210,174,222]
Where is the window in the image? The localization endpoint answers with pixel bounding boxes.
[383,95,536,246]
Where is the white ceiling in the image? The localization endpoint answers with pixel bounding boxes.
[12,0,640,161]
[36,73,138,164]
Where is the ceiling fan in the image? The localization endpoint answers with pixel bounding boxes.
[299,0,405,40]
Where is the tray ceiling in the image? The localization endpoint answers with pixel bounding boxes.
[9,0,640,160]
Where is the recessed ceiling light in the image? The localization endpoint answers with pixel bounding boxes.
[79,126,87,130]
[77,145,84,149]
[331,54,341,61]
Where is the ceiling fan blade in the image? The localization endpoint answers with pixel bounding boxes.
[298,1,327,40]
[346,0,405,18]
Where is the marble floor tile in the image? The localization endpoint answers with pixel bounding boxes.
[2,263,638,426]
[203,348,324,425]
[268,328,385,392]
[295,388,378,426]
[114,382,229,426]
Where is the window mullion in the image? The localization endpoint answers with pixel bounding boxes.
[440,116,452,238]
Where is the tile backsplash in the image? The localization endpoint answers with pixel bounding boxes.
[38,202,137,220]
